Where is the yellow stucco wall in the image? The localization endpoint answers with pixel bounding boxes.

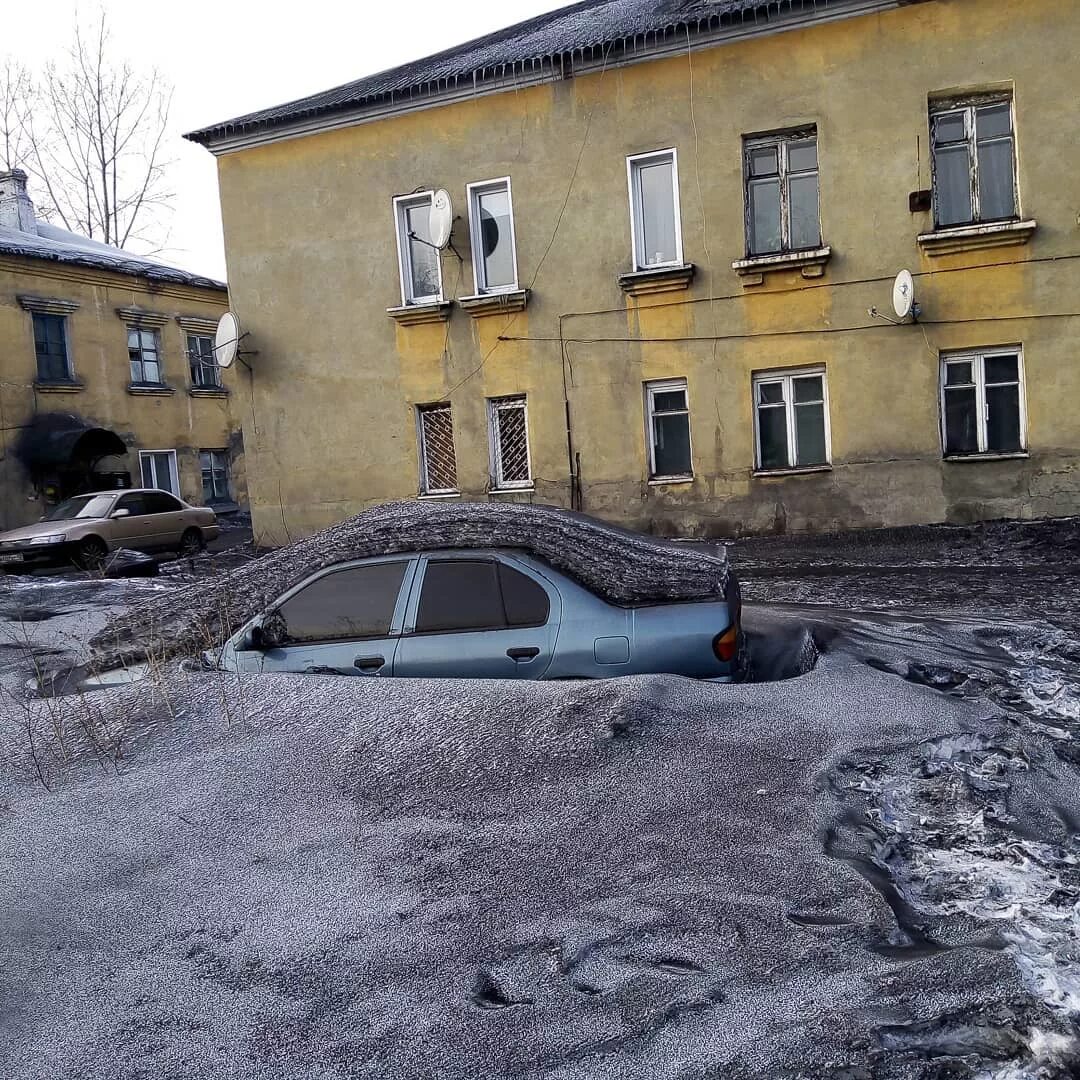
[213,0,1080,542]
[0,256,246,530]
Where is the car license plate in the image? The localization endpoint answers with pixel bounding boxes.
[0,553,23,564]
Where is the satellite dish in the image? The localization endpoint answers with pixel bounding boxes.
[892,269,916,320]
[429,189,453,249]
[215,311,241,369]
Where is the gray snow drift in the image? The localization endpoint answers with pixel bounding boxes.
[2,615,1079,1078]
[89,501,730,670]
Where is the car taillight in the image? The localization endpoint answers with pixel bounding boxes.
[712,625,738,663]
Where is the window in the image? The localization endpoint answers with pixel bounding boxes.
[128,328,162,384]
[941,349,1025,457]
[931,96,1017,228]
[468,178,518,293]
[188,334,221,387]
[139,450,179,496]
[488,395,531,490]
[279,562,408,643]
[114,493,147,517]
[753,368,830,471]
[144,491,183,514]
[416,403,458,495]
[32,313,71,382]
[743,130,820,256]
[394,192,442,305]
[200,449,231,504]
[415,559,549,634]
[645,379,692,480]
[627,149,683,271]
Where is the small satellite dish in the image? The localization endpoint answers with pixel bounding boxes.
[892,269,916,320]
[429,189,453,249]
[215,311,241,369]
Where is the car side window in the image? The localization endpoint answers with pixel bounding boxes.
[115,493,146,516]
[278,561,408,643]
[414,559,549,634]
[145,491,183,514]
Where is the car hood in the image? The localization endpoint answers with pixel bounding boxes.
[0,518,92,542]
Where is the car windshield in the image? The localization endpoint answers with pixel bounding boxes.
[42,494,116,521]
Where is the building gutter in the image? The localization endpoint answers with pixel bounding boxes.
[190,0,915,156]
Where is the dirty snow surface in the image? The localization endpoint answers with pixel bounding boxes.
[3,518,1080,1079]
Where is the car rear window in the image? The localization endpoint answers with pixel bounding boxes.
[279,561,408,643]
[415,559,549,634]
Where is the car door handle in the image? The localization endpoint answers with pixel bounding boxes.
[353,655,385,672]
[507,646,540,661]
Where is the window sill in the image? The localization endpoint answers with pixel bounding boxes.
[648,476,695,486]
[944,451,1029,463]
[917,219,1037,256]
[127,384,176,396]
[34,380,84,393]
[386,301,452,326]
[732,246,832,285]
[417,491,461,500]
[458,289,529,317]
[189,387,229,398]
[618,263,695,297]
[752,465,832,478]
[490,486,534,495]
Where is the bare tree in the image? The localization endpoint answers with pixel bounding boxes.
[23,11,173,250]
[0,58,32,172]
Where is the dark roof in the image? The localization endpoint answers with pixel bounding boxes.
[0,221,226,290]
[185,0,852,145]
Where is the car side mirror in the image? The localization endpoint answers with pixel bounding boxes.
[110,508,130,519]
[251,610,288,650]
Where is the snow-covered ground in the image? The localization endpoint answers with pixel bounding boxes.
[1,519,1079,1079]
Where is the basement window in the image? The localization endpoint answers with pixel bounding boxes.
[941,349,1025,457]
[627,149,683,271]
[645,379,693,481]
[394,192,443,305]
[32,312,72,382]
[930,95,1018,228]
[743,129,820,256]
[128,328,163,385]
[467,178,518,293]
[488,395,532,491]
[416,403,459,495]
[753,367,831,472]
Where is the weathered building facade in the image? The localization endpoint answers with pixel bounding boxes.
[188,0,1079,542]
[0,170,246,531]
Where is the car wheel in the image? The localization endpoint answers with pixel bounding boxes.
[73,536,107,571]
[178,528,206,558]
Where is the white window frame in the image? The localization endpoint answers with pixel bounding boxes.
[393,191,443,306]
[416,402,459,496]
[139,449,180,496]
[939,347,1027,457]
[626,149,684,272]
[644,378,693,481]
[752,366,832,472]
[487,395,532,491]
[930,94,1019,228]
[466,177,519,295]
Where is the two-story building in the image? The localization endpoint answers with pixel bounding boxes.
[0,169,246,531]
[186,0,1079,541]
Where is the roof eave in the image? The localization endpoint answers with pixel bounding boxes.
[185,0,909,156]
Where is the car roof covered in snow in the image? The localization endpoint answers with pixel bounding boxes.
[90,500,730,668]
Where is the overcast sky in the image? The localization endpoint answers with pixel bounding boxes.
[6,0,570,281]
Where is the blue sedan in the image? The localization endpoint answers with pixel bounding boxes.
[214,547,742,681]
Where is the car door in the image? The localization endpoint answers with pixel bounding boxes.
[394,554,559,679]
[230,558,416,677]
[141,490,188,550]
[106,492,151,549]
